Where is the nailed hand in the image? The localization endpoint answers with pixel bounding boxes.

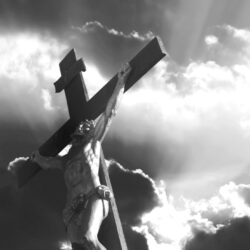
[118,63,132,80]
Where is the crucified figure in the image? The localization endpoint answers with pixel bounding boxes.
[31,64,131,250]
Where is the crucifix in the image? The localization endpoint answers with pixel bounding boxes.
[17,37,165,250]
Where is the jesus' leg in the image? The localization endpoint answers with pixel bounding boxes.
[71,195,109,250]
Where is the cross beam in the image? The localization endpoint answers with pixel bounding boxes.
[16,37,166,188]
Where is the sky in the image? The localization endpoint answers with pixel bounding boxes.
[1,0,250,249]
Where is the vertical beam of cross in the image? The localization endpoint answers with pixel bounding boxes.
[56,49,88,123]
[58,49,128,250]
[99,151,128,250]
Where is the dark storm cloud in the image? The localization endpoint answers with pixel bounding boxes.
[0,121,44,168]
[0,92,65,248]
[100,160,159,250]
[0,0,69,32]
[0,117,64,170]
[0,0,175,33]
[0,120,66,249]
[0,171,66,250]
[124,226,149,250]
[184,217,250,250]
[109,160,160,225]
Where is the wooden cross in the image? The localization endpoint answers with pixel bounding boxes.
[16,37,166,250]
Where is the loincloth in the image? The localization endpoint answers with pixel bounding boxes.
[63,185,112,227]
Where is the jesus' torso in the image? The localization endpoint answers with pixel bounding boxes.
[62,141,101,208]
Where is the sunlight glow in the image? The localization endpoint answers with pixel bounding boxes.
[205,35,219,46]
[83,64,107,98]
[0,32,65,84]
[41,89,53,111]
[59,241,72,250]
[135,182,250,250]
[0,32,68,129]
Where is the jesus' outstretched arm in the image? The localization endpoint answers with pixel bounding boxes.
[30,151,63,170]
[92,63,131,144]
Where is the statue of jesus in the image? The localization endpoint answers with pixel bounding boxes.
[31,64,131,250]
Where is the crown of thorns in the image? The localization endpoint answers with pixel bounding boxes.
[72,119,95,137]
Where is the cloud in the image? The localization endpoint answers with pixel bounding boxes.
[0,167,66,250]
[0,31,68,122]
[108,160,160,225]
[205,35,219,46]
[184,217,250,250]
[0,31,70,169]
[203,25,250,66]
[1,0,250,67]
[74,21,154,42]
[0,32,63,81]
[124,225,149,250]
[164,0,250,63]
[184,182,250,224]
[134,181,250,250]
[7,156,29,175]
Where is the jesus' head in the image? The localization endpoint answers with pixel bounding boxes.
[71,119,95,145]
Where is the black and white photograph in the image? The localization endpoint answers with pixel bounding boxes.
[0,0,250,250]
